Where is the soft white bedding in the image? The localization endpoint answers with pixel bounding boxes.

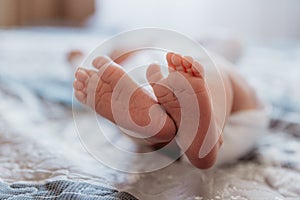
[1,29,300,199]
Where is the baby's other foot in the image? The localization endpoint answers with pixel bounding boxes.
[74,56,176,143]
[147,52,222,169]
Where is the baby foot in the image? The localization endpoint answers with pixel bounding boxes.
[74,56,176,143]
[147,52,222,169]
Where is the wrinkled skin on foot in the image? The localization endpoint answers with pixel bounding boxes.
[74,56,176,144]
[146,53,222,169]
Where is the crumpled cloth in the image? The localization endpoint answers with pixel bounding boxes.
[0,180,137,200]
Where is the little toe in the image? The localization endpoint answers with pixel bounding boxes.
[191,61,205,78]
[146,63,164,84]
[75,90,87,104]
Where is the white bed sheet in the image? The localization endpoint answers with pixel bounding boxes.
[1,29,300,199]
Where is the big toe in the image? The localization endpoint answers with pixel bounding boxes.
[92,56,113,70]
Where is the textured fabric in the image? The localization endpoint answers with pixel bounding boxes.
[0,180,137,200]
[181,108,269,166]
[1,30,300,199]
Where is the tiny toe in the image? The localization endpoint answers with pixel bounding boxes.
[75,90,87,104]
[182,56,193,75]
[73,80,85,90]
[171,53,185,72]
[146,63,164,84]
[182,56,193,69]
[92,56,112,69]
[166,52,176,70]
[75,68,89,82]
[171,53,182,67]
[166,52,174,64]
[191,61,205,77]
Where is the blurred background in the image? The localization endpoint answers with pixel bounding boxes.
[0,0,300,121]
[1,0,300,39]
[99,0,300,40]
[1,2,300,199]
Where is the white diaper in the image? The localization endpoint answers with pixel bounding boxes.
[182,108,270,167]
[215,108,269,166]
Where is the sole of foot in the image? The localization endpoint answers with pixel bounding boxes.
[146,52,222,169]
[74,56,176,144]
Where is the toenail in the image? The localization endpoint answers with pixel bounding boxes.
[172,55,181,66]
[78,69,87,74]
[75,68,84,75]
[93,56,111,68]
[182,59,191,68]
[167,52,173,61]
[92,58,101,67]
